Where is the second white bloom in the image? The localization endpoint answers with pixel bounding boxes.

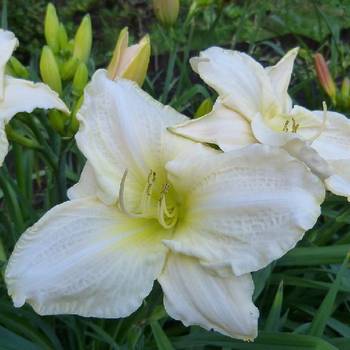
[171,47,350,200]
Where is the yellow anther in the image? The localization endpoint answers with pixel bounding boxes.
[282,120,289,132]
[291,117,300,133]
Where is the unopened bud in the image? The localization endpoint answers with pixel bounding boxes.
[107,27,151,86]
[68,96,84,136]
[72,62,89,96]
[153,0,180,26]
[40,46,62,95]
[48,110,65,134]
[73,15,92,63]
[61,56,79,80]
[314,53,336,102]
[195,97,213,118]
[44,3,60,53]
[9,57,29,79]
[58,23,69,52]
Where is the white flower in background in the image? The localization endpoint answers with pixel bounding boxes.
[5,70,324,340]
[0,29,68,166]
[171,47,350,200]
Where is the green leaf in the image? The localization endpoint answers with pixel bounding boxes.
[278,245,350,266]
[264,281,283,332]
[308,253,349,336]
[172,330,338,349]
[151,321,175,350]
[0,326,41,350]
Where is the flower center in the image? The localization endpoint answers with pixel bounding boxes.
[118,169,179,229]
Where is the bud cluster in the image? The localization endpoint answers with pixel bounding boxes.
[41,3,91,136]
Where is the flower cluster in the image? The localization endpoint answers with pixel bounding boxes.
[3,20,350,341]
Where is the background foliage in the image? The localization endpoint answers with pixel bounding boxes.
[0,0,350,349]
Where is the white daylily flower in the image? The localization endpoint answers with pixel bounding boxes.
[171,47,350,200]
[0,29,68,166]
[6,70,324,340]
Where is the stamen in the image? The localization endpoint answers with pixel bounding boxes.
[308,101,328,142]
[157,183,178,229]
[291,117,300,133]
[140,170,156,214]
[118,169,143,218]
[282,120,289,132]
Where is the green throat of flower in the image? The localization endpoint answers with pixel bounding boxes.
[118,169,179,229]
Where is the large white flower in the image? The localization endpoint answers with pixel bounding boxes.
[0,29,68,166]
[5,70,324,340]
[171,47,350,199]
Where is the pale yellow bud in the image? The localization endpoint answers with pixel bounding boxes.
[40,46,62,95]
[44,3,60,53]
[72,62,89,96]
[153,0,180,26]
[73,15,92,63]
[61,57,79,81]
[107,27,151,86]
[58,23,69,51]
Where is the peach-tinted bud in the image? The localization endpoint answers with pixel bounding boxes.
[107,27,151,86]
[314,53,336,101]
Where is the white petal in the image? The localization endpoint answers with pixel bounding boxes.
[165,144,324,275]
[283,139,331,180]
[265,48,298,112]
[324,159,350,199]
[190,47,279,121]
[170,101,256,151]
[67,162,98,200]
[5,198,169,317]
[311,110,350,160]
[309,110,350,198]
[158,253,258,340]
[76,69,192,205]
[0,121,8,166]
[0,76,69,124]
[0,30,18,99]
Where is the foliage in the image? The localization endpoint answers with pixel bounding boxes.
[0,0,350,349]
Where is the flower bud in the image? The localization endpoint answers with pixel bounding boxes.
[68,96,84,136]
[40,46,62,95]
[194,97,213,118]
[9,57,29,79]
[107,27,151,86]
[73,15,92,63]
[61,57,79,81]
[72,62,89,96]
[314,53,336,102]
[58,23,69,52]
[48,110,65,134]
[153,0,180,26]
[44,3,60,53]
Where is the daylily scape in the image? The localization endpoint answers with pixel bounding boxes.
[5,69,325,340]
[172,47,350,201]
